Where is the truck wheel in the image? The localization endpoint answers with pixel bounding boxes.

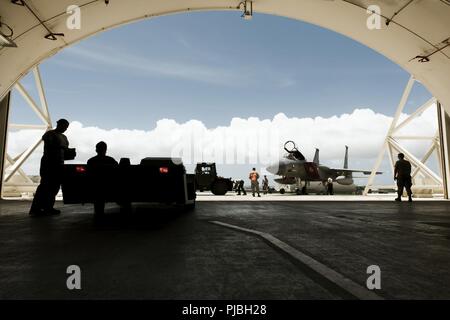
[279,188,285,194]
[120,202,132,214]
[211,180,228,195]
[302,186,308,195]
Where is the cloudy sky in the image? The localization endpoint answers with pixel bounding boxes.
[7,11,437,185]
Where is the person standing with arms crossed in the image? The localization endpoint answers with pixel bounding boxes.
[394,153,413,202]
[29,119,75,216]
[249,168,261,197]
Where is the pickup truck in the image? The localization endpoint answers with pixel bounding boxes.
[61,157,196,214]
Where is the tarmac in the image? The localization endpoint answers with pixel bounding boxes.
[1,195,450,299]
[196,192,444,201]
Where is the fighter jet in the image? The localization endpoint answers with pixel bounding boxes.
[266,141,381,195]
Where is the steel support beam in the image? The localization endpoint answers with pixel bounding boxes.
[364,76,415,195]
[0,93,11,197]
[1,66,52,197]
[364,76,445,196]
[438,102,450,199]
[388,137,442,185]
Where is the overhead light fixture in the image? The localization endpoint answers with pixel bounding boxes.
[0,31,17,47]
[0,19,17,48]
[409,38,450,63]
[238,1,253,20]
[11,0,25,6]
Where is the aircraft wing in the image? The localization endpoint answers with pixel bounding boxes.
[330,168,382,175]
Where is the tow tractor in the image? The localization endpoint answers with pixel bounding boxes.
[195,163,233,195]
[61,157,196,214]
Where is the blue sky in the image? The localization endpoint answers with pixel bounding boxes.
[11,11,431,129]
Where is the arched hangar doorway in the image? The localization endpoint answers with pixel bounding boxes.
[1,0,450,197]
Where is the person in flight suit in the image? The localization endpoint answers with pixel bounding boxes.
[394,153,413,202]
[29,119,73,216]
[249,168,261,197]
[87,141,118,215]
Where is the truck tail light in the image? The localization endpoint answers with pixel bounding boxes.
[75,166,86,173]
[159,167,169,174]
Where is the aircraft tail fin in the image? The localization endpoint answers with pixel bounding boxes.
[344,145,352,178]
[344,145,349,169]
[313,148,320,165]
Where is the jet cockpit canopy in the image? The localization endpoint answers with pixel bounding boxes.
[283,141,306,161]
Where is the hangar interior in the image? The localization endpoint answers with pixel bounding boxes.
[1,0,450,301]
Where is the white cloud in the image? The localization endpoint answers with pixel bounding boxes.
[6,107,438,183]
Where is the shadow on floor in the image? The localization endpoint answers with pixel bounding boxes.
[83,203,195,231]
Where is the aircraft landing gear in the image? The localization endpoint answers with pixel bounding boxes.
[295,178,305,195]
[302,185,308,195]
[302,181,309,196]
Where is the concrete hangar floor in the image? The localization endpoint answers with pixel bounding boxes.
[1,197,450,300]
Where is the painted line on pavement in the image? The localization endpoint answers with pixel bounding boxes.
[209,220,383,300]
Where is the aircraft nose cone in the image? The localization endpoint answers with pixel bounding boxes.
[266,163,280,175]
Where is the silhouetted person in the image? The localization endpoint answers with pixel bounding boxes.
[237,180,246,195]
[394,153,413,202]
[233,180,239,192]
[262,175,269,195]
[29,119,73,216]
[249,168,261,197]
[326,177,334,195]
[87,141,118,215]
[87,141,118,167]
